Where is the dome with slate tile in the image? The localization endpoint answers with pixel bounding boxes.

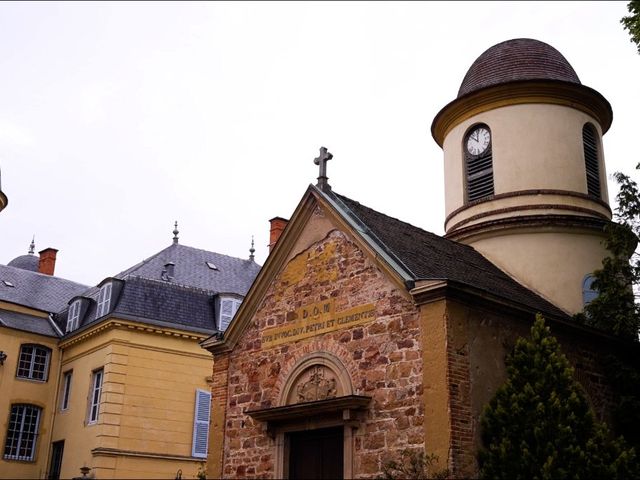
[457,38,581,98]
[8,254,39,272]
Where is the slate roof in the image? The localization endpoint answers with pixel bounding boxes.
[332,191,568,319]
[0,263,89,313]
[0,308,60,337]
[457,38,581,98]
[7,254,39,272]
[56,243,261,336]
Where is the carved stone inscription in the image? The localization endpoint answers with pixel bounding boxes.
[261,300,376,349]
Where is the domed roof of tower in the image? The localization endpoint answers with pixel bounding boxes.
[8,254,39,272]
[457,38,581,98]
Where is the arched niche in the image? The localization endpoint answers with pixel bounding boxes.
[279,352,353,406]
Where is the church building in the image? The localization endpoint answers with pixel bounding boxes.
[201,38,635,479]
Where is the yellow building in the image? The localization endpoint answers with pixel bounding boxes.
[0,246,87,479]
[1,236,260,479]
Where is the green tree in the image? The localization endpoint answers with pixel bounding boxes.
[479,316,638,480]
[582,164,640,340]
[622,1,640,54]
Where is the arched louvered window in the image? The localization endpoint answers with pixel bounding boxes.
[464,124,494,202]
[582,123,601,198]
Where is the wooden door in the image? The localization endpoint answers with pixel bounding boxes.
[288,426,344,479]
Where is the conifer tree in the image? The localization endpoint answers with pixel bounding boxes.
[479,316,638,480]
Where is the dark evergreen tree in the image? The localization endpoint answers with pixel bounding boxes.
[479,316,638,480]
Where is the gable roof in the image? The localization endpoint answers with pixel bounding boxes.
[0,264,89,313]
[331,191,568,318]
[202,185,568,353]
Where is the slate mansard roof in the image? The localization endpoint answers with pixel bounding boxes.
[331,191,568,319]
[0,263,89,313]
[56,243,261,337]
[457,38,581,98]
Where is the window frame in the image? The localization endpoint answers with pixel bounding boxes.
[96,283,112,318]
[60,370,73,411]
[218,296,242,331]
[87,368,103,425]
[3,404,42,462]
[66,300,81,333]
[16,344,51,382]
[464,123,494,203]
[582,274,599,307]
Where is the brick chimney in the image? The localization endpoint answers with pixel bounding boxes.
[38,248,58,276]
[269,217,289,252]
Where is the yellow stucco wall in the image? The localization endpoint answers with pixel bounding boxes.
[442,103,609,218]
[0,327,60,479]
[48,320,212,479]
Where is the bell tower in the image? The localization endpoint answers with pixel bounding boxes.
[431,38,613,315]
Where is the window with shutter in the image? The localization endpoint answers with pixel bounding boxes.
[96,283,112,318]
[192,389,211,458]
[464,124,494,202]
[582,123,601,198]
[219,297,242,331]
[67,300,81,332]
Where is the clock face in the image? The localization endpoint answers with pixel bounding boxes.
[466,127,491,156]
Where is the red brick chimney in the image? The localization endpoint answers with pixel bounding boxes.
[38,248,58,276]
[269,217,289,252]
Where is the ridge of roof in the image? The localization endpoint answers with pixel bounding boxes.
[327,191,567,319]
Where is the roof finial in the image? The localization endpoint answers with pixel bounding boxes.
[172,221,179,244]
[314,146,333,192]
[249,236,255,261]
[28,235,35,255]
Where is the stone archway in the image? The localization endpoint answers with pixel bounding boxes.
[247,352,370,479]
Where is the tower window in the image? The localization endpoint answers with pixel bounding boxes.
[582,274,598,306]
[582,123,601,198]
[464,124,494,202]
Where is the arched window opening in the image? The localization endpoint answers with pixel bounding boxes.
[582,123,601,198]
[464,124,494,202]
[582,274,598,307]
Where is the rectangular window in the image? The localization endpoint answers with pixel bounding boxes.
[16,345,50,382]
[96,283,112,318]
[61,371,72,411]
[66,301,81,332]
[219,297,242,331]
[192,389,211,458]
[3,404,41,461]
[88,369,103,424]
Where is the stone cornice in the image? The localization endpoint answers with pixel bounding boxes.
[445,214,608,243]
[431,80,612,147]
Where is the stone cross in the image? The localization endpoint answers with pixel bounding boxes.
[314,146,333,191]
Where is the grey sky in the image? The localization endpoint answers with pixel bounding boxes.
[0,1,638,286]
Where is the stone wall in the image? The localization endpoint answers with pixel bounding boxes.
[218,229,424,479]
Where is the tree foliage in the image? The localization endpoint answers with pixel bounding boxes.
[622,1,640,54]
[582,164,640,340]
[479,316,638,480]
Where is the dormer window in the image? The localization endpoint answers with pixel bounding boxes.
[67,300,81,332]
[219,297,242,331]
[96,283,112,318]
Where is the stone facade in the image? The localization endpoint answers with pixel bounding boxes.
[212,227,425,478]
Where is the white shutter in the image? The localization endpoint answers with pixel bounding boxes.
[219,299,233,331]
[192,389,211,458]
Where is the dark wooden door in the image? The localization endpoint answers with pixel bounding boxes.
[49,440,64,480]
[288,426,344,479]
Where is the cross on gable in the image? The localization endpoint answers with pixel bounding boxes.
[314,146,333,191]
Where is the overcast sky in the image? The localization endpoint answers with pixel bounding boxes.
[0,1,638,286]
